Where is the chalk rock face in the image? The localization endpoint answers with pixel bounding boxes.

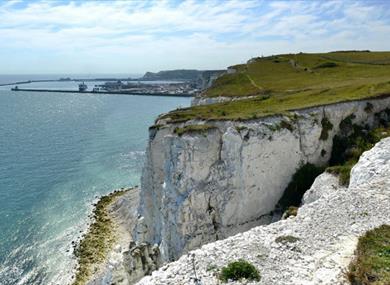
[302,172,345,204]
[136,97,390,262]
[136,137,390,285]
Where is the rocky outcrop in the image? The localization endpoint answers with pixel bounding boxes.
[195,70,225,91]
[135,96,390,263]
[136,137,390,285]
[302,172,346,204]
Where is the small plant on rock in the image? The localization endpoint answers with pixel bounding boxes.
[282,206,298,219]
[219,259,260,282]
[275,235,300,244]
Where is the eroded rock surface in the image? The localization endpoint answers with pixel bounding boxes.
[136,97,390,262]
[136,137,390,285]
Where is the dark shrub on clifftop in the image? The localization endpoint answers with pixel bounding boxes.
[219,259,260,282]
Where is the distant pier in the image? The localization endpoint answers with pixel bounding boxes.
[0,78,142,87]
[11,88,195,97]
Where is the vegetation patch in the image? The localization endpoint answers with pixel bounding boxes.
[347,225,390,285]
[339,114,357,136]
[173,124,216,136]
[277,163,324,212]
[275,235,301,244]
[73,189,129,285]
[235,125,248,132]
[219,259,260,282]
[326,164,353,185]
[283,206,299,219]
[327,114,390,185]
[320,117,333,140]
[280,120,294,132]
[164,83,390,123]
[205,72,261,98]
[365,102,374,113]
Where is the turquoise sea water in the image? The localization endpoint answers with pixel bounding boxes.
[0,78,190,284]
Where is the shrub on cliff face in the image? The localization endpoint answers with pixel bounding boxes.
[320,117,333,140]
[327,111,390,185]
[277,163,324,212]
[347,225,390,285]
[219,259,260,282]
[173,124,216,136]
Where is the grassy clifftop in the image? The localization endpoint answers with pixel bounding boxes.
[162,51,390,122]
[204,51,390,98]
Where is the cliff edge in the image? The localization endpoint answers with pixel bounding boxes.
[136,96,390,262]
[137,137,390,284]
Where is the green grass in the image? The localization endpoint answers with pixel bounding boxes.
[204,52,390,98]
[327,164,354,185]
[204,72,262,98]
[173,124,216,136]
[324,51,390,65]
[162,51,390,122]
[164,82,390,123]
[219,259,260,282]
[348,225,390,285]
[72,189,129,285]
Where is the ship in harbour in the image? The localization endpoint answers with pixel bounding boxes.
[78,82,87,92]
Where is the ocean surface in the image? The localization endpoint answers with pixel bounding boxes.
[0,76,191,284]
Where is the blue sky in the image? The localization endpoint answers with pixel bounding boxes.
[0,0,389,74]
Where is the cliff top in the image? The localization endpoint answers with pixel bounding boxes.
[162,51,390,122]
[204,51,390,98]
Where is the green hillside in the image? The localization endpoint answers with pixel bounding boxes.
[162,51,390,122]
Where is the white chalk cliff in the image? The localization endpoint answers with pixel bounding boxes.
[135,97,390,263]
[136,137,390,285]
[86,96,390,285]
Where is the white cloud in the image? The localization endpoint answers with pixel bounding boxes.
[0,0,388,74]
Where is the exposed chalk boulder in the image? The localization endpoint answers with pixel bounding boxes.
[302,172,345,204]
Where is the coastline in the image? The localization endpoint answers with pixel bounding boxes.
[71,187,139,285]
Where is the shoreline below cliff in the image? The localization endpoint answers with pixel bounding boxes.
[71,187,139,285]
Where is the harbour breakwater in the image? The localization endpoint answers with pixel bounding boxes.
[0,78,142,87]
[11,88,194,97]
